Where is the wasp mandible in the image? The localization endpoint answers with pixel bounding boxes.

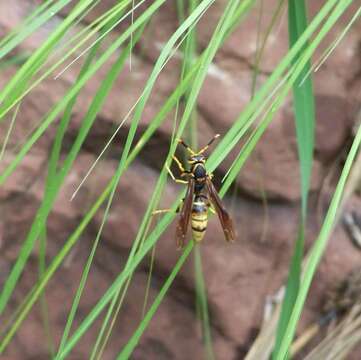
[157,134,236,249]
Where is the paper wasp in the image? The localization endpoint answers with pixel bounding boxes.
[155,134,236,249]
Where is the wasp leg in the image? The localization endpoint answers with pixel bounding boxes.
[152,209,173,215]
[197,134,220,155]
[177,138,196,155]
[172,155,186,173]
[166,164,188,184]
[152,199,184,216]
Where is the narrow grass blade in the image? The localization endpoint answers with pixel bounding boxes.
[0,0,95,107]
[0,0,160,314]
[55,1,218,356]
[273,0,356,357]
[0,103,20,161]
[273,1,315,357]
[176,1,214,357]
[276,122,361,360]
[0,0,167,186]
[208,0,338,169]
[116,243,193,359]
[194,248,214,360]
[55,25,145,356]
[0,0,55,49]
[0,0,73,58]
[0,0,132,120]
[288,0,315,219]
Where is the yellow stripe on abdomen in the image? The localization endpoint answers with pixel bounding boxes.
[192,212,208,243]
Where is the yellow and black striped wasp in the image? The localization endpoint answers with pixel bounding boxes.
[158,134,236,249]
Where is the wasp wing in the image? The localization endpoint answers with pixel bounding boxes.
[176,177,194,249]
[206,177,236,242]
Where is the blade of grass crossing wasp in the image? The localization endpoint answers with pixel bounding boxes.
[57,0,219,356]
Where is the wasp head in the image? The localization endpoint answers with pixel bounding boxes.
[188,154,206,164]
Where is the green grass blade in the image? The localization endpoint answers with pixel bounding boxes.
[218,9,356,354]
[0,0,55,49]
[35,18,106,349]
[142,245,157,318]
[55,25,145,356]
[0,0,157,314]
[307,5,361,78]
[181,1,214,356]
[288,0,315,219]
[0,0,73,58]
[38,231,55,357]
[220,108,273,197]
[109,0,267,345]
[0,0,95,107]
[56,1,217,355]
[0,0,131,121]
[0,103,20,161]
[0,0,165,186]
[91,276,134,360]
[251,0,286,96]
[208,0,338,169]
[273,1,359,357]
[116,243,193,359]
[276,124,361,360]
[272,1,315,357]
[175,1,214,358]
[194,248,214,360]
[0,1,132,125]
[87,173,171,359]
[221,11,355,356]
[55,206,179,359]
[0,176,119,353]
[272,226,303,359]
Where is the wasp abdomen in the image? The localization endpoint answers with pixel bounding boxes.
[191,196,208,243]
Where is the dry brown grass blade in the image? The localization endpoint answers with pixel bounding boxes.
[294,267,361,359]
[246,267,361,359]
[303,303,361,359]
[245,288,284,360]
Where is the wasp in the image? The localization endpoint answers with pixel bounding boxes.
[156,134,236,249]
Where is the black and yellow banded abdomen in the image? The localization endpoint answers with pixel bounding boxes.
[191,196,208,243]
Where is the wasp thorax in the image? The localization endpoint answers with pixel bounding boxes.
[193,163,206,179]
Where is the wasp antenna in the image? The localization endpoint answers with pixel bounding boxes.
[197,134,221,155]
[208,133,220,145]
